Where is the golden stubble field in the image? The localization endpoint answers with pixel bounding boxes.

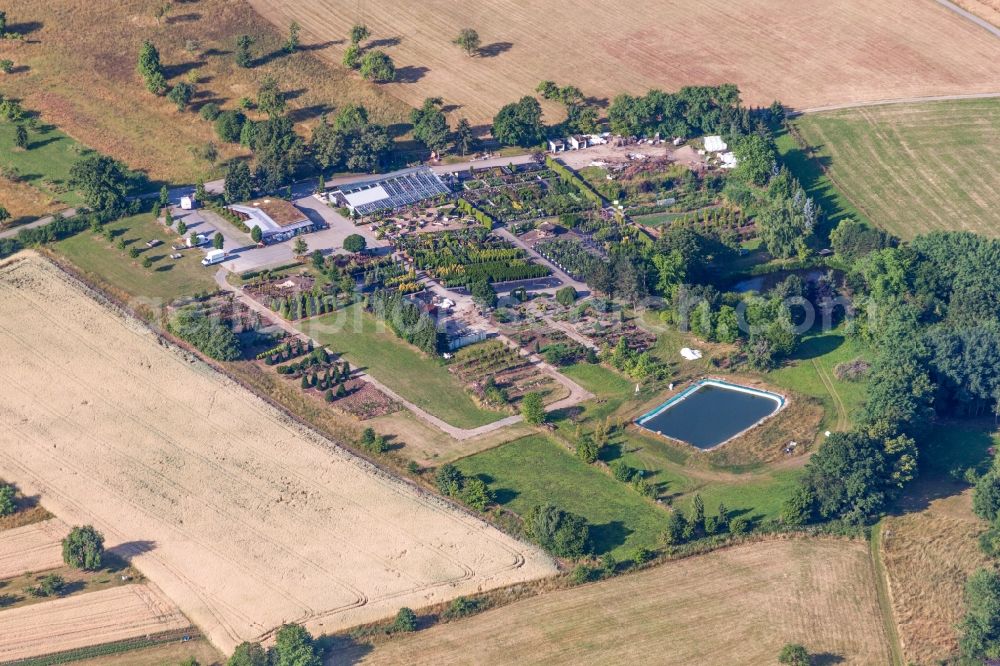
[252,0,1000,124]
[0,584,191,662]
[0,518,66,579]
[338,538,892,665]
[0,0,409,185]
[881,486,992,664]
[0,252,556,654]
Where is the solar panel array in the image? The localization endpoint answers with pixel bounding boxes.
[338,167,452,216]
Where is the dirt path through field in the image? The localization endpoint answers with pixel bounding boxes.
[0,252,556,654]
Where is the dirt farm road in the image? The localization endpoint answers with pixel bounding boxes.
[934,0,1000,38]
[790,91,1000,117]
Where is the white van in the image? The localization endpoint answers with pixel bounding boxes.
[201,249,227,266]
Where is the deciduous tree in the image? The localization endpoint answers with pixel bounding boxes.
[62,525,104,570]
[453,28,480,56]
[360,50,395,82]
[69,154,131,214]
[521,392,545,425]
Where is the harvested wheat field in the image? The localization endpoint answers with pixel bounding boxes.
[0,584,190,662]
[0,252,556,654]
[252,0,1000,125]
[0,0,408,186]
[881,486,991,664]
[339,539,891,666]
[0,518,67,579]
[793,98,1000,239]
[955,0,1000,27]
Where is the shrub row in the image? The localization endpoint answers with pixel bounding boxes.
[545,156,603,206]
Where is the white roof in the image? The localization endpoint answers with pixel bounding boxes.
[720,152,738,169]
[343,185,390,208]
[703,135,728,152]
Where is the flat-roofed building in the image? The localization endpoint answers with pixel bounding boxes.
[228,198,315,244]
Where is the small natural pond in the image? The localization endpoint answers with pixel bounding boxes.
[729,268,835,294]
[636,380,784,449]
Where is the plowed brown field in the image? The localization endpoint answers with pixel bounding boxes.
[252,0,1000,124]
[0,252,556,654]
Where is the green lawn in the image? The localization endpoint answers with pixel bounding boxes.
[455,435,667,557]
[556,360,804,530]
[767,328,869,432]
[308,305,504,429]
[0,121,85,206]
[791,99,1000,239]
[54,212,217,302]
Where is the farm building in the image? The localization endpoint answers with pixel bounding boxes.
[228,199,315,244]
[703,135,728,152]
[329,166,451,216]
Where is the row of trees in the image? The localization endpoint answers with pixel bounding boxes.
[227,624,322,666]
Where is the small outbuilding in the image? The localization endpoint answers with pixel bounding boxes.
[568,135,589,150]
[548,138,566,153]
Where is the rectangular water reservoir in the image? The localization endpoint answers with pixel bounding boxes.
[636,380,784,449]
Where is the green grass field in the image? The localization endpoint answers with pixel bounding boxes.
[0,121,84,207]
[54,212,217,302]
[536,359,804,532]
[792,98,1000,240]
[454,434,667,557]
[767,329,869,432]
[308,305,504,429]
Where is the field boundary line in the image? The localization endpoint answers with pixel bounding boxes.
[933,0,1000,37]
[0,627,201,666]
[870,523,905,666]
[790,92,1000,117]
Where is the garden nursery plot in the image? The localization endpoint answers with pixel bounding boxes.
[0,252,556,654]
[398,228,550,287]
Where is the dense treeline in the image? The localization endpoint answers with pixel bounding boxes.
[607,85,749,139]
[782,230,1000,528]
[366,290,443,355]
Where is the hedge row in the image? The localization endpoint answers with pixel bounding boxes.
[456,198,495,230]
[544,156,602,206]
